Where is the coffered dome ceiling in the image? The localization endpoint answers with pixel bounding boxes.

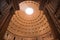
[7,1,52,37]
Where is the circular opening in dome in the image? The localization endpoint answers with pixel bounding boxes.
[25,7,34,15]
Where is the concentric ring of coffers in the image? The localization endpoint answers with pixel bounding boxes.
[7,1,52,37]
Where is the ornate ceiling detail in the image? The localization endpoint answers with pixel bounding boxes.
[0,0,60,40]
[7,1,54,38]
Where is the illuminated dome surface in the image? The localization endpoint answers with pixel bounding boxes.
[6,1,52,38]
